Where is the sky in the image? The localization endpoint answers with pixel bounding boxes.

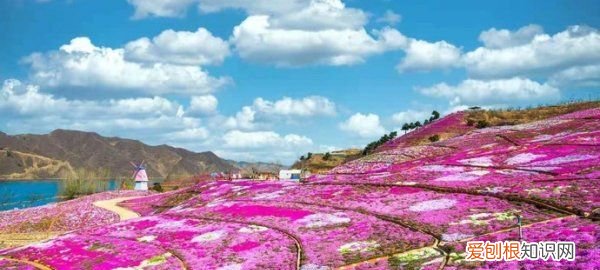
[1,0,599,165]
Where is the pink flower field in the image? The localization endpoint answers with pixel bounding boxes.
[0,108,598,269]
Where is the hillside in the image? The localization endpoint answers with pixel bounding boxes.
[0,129,237,180]
[2,106,597,269]
[291,149,362,173]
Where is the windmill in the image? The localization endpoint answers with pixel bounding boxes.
[131,161,149,191]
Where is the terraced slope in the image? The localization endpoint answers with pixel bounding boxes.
[0,107,598,269]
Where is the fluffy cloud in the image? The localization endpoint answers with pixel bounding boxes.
[464,25,600,78]
[24,37,229,95]
[391,110,432,125]
[377,10,401,25]
[124,28,230,65]
[339,113,387,138]
[548,64,600,88]
[224,96,336,130]
[231,15,403,66]
[478,24,544,49]
[188,95,218,115]
[253,96,336,117]
[397,39,462,72]
[222,130,312,149]
[419,77,560,105]
[127,0,197,19]
[0,79,209,137]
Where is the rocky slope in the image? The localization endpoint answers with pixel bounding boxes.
[0,129,237,180]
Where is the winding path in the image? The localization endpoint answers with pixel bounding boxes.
[93,196,142,221]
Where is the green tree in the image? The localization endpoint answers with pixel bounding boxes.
[401,123,409,133]
[415,121,422,128]
[323,152,331,161]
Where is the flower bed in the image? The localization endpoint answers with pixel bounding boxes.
[1,234,182,269]
[173,200,434,267]
[0,190,150,233]
[443,216,600,269]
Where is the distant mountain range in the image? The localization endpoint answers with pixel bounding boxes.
[0,129,263,180]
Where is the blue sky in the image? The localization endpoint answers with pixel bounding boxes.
[1,0,599,164]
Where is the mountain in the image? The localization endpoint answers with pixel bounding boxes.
[0,129,237,180]
[227,160,288,174]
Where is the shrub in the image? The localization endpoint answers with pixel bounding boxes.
[59,168,111,200]
[428,134,440,142]
[323,152,331,161]
[466,119,475,126]
[476,120,490,129]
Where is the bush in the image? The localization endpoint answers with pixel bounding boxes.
[60,168,111,200]
[428,134,440,142]
[476,120,490,129]
[466,119,475,126]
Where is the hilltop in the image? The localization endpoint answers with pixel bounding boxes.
[1,105,597,269]
[0,129,237,180]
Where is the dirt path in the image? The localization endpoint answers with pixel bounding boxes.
[93,197,142,221]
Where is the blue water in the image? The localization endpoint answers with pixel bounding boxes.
[0,180,117,211]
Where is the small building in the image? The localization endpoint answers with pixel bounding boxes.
[255,171,278,180]
[279,169,302,181]
[132,164,149,191]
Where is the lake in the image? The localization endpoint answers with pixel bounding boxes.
[0,180,118,211]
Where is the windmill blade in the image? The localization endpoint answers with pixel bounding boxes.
[140,160,146,167]
[130,161,137,168]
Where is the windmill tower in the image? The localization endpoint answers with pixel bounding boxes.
[131,161,149,191]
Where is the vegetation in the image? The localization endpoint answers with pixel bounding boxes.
[465,100,600,127]
[428,134,440,142]
[323,152,331,161]
[401,111,440,134]
[59,168,112,200]
[362,131,398,156]
[476,120,490,129]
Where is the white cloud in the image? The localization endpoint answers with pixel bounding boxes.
[231,15,401,66]
[188,95,218,115]
[478,24,544,49]
[391,110,431,124]
[198,0,306,15]
[397,39,462,72]
[339,113,387,138]
[24,37,229,95]
[253,96,336,117]
[377,10,401,25]
[222,130,312,149]
[0,79,208,138]
[223,96,336,130]
[464,25,600,78]
[224,106,256,130]
[127,0,197,19]
[124,27,230,65]
[165,127,210,141]
[419,77,560,106]
[548,64,600,87]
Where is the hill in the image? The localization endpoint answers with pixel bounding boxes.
[2,106,597,268]
[291,149,362,173]
[0,129,237,180]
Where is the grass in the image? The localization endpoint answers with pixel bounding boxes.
[59,168,112,200]
[466,101,600,127]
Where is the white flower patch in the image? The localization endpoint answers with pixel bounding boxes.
[253,190,285,200]
[296,213,351,229]
[420,165,464,172]
[301,264,331,270]
[154,220,187,230]
[505,153,546,165]
[137,235,156,242]
[191,230,226,243]
[441,233,473,242]
[238,225,268,233]
[434,170,488,182]
[217,264,243,270]
[338,241,380,254]
[458,156,494,167]
[530,154,597,166]
[482,187,508,194]
[409,199,456,212]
